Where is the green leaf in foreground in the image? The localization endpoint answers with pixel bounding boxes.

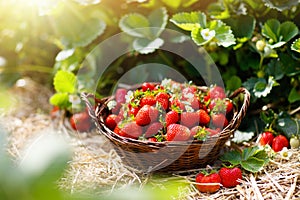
[49,93,71,108]
[288,87,300,103]
[220,147,269,173]
[53,70,77,93]
[170,11,206,31]
[119,13,151,38]
[133,37,164,54]
[291,38,300,53]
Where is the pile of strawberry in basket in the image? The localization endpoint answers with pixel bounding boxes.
[104,79,234,142]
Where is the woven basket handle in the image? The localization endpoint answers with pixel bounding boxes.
[80,92,102,123]
[227,87,251,131]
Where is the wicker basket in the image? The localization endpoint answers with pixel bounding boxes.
[82,86,250,173]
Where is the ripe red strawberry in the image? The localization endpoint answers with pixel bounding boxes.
[105,114,121,130]
[209,98,226,113]
[211,113,228,128]
[219,167,242,188]
[50,106,60,119]
[259,131,274,146]
[225,99,233,114]
[206,128,220,136]
[128,106,140,117]
[135,105,159,126]
[166,124,191,141]
[182,86,197,100]
[190,126,209,140]
[115,88,127,104]
[272,135,289,152]
[189,96,200,110]
[155,92,169,110]
[140,95,156,107]
[165,110,179,127]
[195,172,221,193]
[180,112,199,128]
[144,122,163,138]
[70,112,91,132]
[208,86,226,99]
[117,122,143,139]
[148,137,158,142]
[197,109,210,126]
[142,82,155,91]
[170,98,185,111]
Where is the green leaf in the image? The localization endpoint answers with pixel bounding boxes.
[62,18,106,48]
[207,3,230,19]
[226,75,242,91]
[253,76,278,98]
[280,21,298,42]
[170,12,206,31]
[276,113,300,139]
[266,59,284,80]
[262,19,280,43]
[263,0,299,11]
[279,53,300,76]
[49,93,71,108]
[224,15,256,39]
[241,157,265,173]
[211,20,236,47]
[288,87,300,103]
[132,37,164,54]
[220,150,242,166]
[119,13,151,38]
[242,146,259,160]
[53,70,77,93]
[148,7,168,38]
[161,0,181,9]
[291,38,300,53]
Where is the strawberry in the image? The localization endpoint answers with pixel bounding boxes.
[211,113,228,128]
[70,111,91,132]
[155,92,169,110]
[219,167,242,188]
[206,128,220,136]
[259,131,274,146]
[142,82,155,91]
[50,106,60,119]
[197,109,210,126]
[140,95,156,107]
[225,99,233,114]
[208,86,226,99]
[182,86,197,100]
[170,98,185,111]
[209,98,226,113]
[112,102,121,114]
[195,172,221,193]
[135,105,159,126]
[190,126,209,140]
[128,106,140,117]
[272,135,289,152]
[166,124,191,141]
[189,96,200,110]
[165,110,179,127]
[115,88,127,104]
[144,122,163,138]
[180,112,199,128]
[105,114,121,130]
[117,121,143,139]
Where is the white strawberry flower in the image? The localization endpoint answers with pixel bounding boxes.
[280,147,292,160]
[107,100,117,110]
[69,94,81,105]
[125,90,133,103]
[201,28,216,41]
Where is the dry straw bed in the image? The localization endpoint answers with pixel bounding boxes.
[1,79,300,199]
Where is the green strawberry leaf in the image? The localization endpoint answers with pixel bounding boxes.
[210,20,236,47]
[49,93,71,108]
[288,87,300,103]
[53,70,77,93]
[161,0,181,9]
[220,150,242,166]
[276,112,300,139]
[262,19,280,43]
[223,15,256,39]
[291,38,300,53]
[119,13,151,38]
[148,7,168,38]
[263,0,299,11]
[279,21,298,42]
[242,146,259,160]
[226,75,242,91]
[241,157,265,173]
[253,76,278,98]
[207,2,230,19]
[133,37,164,54]
[170,12,206,31]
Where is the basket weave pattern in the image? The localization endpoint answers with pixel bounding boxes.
[82,87,250,172]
